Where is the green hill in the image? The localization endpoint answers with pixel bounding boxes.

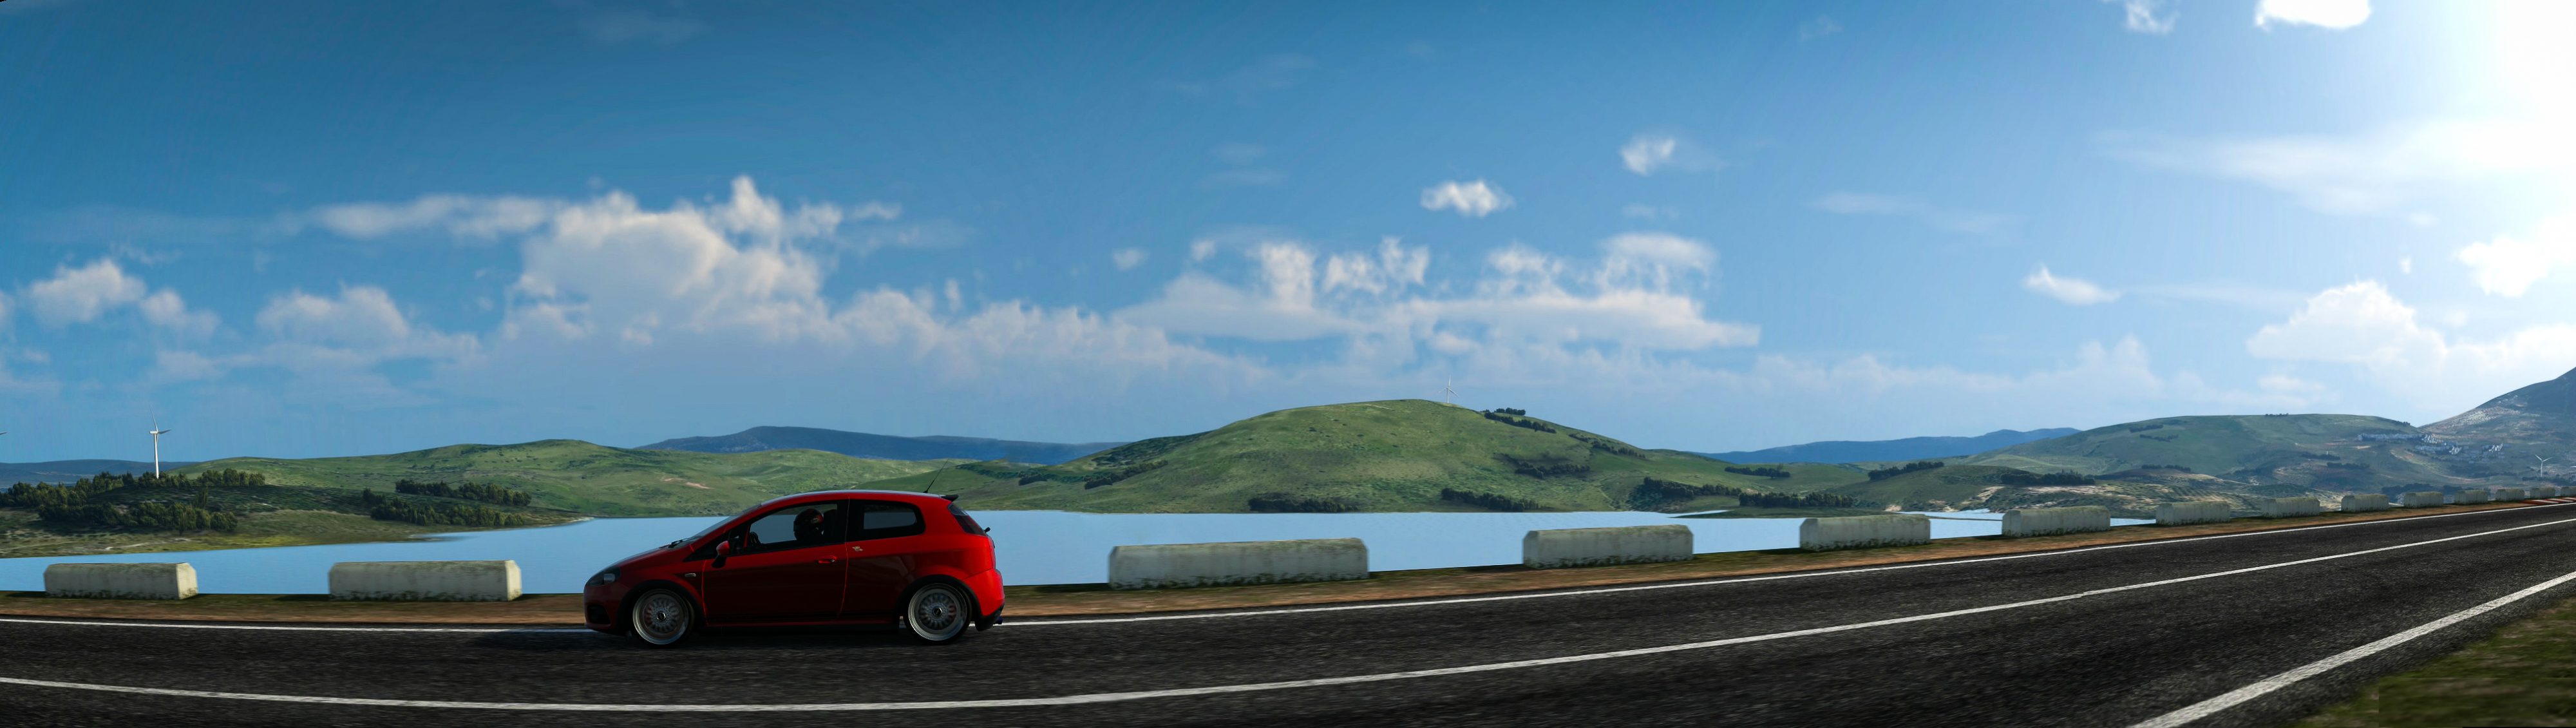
[1951,414,2493,493]
[867,399,1870,513]
[171,440,961,517]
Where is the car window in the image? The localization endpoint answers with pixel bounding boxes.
[852,500,925,541]
[733,501,846,554]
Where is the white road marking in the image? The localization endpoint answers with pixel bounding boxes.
[2130,567,2576,728]
[4,503,2561,634]
[1018,502,2576,626]
[10,513,2576,713]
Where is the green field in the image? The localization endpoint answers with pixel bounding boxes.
[169,440,963,517]
[865,399,1871,513]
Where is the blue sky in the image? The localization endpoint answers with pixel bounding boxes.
[4,0,2574,463]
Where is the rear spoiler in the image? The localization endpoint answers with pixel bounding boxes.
[940,493,960,501]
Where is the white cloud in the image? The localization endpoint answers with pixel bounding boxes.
[1190,239,1218,262]
[23,258,147,327]
[1620,204,1678,221]
[1170,54,1316,104]
[2246,280,2576,410]
[305,180,898,245]
[308,195,564,241]
[2023,265,2123,305]
[1117,233,1757,354]
[1811,192,2014,235]
[2099,120,2575,216]
[1112,248,1150,271]
[1618,133,1721,177]
[2255,0,2371,30]
[1622,135,1679,175]
[2109,0,2177,34]
[1797,16,1842,41]
[139,290,218,340]
[1420,180,1514,218]
[2400,256,2414,274]
[0,291,12,331]
[2455,219,2576,297]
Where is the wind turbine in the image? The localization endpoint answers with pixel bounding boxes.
[1442,377,1457,407]
[149,422,173,477]
[2539,455,2557,479]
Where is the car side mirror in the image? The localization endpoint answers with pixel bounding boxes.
[711,540,733,568]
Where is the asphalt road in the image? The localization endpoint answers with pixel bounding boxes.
[10,504,2576,728]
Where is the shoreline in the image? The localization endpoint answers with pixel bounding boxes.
[0,500,2533,624]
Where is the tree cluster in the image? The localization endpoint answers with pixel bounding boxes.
[1993,470,2096,486]
[1732,490,1861,509]
[1439,487,1538,512]
[1486,408,1527,416]
[2137,464,2193,472]
[1082,460,1166,490]
[2126,423,2166,433]
[360,489,530,527]
[1866,461,1946,481]
[392,479,534,506]
[37,501,239,532]
[1481,411,1558,434]
[1245,493,1364,513]
[1497,453,1588,478]
[1725,466,1793,479]
[1567,432,1643,457]
[2,470,261,533]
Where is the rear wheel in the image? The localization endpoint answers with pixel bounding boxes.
[905,582,971,644]
[629,588,695,647]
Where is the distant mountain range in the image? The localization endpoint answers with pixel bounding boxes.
[639,426,1126,466]
[2,459,197,485]
[1697,428,2081,464]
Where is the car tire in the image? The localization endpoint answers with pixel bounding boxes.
[905,582,972,644]
[629,588,696,647]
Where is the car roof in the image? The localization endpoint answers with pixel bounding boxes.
[755,489,952,508]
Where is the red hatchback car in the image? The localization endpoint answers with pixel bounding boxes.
[583,490,1003,646]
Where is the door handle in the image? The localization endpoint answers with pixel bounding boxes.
[817,557,840,564]
[850,545,865,553]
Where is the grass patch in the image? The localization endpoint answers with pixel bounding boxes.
[2297,593,2576,727]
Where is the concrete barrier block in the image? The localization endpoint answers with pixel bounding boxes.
[1109,539,1368,589]
[1521,525,1692,569]
[2496,488,2530,501]
[2456,490,2492,504]
[2340,494,2391,513]
[1798,515,1930,551]
[2260,497,2322,518]
[2155,501,2232,526]
[2535,486,2563,498]
[2000,506,2112,537]
[328,560,521,601]
[43,562,197,600]
[2400,491,2445,508]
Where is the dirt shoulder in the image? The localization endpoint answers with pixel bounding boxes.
[0,501,2539,625]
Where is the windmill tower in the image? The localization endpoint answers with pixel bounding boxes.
[1442,377,1457,407]
[2539,455,2557,480]
[149,422,173,477]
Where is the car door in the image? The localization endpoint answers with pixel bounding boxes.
[840,499,929,618]
[702,501,848,623]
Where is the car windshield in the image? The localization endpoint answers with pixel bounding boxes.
[665,506,755,548]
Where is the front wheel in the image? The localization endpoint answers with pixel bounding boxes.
[629,588,696,647]
[905,582,972,644]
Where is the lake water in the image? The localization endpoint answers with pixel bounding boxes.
[0,510,2149,594]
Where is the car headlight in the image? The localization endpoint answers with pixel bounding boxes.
[591,571,618,586]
